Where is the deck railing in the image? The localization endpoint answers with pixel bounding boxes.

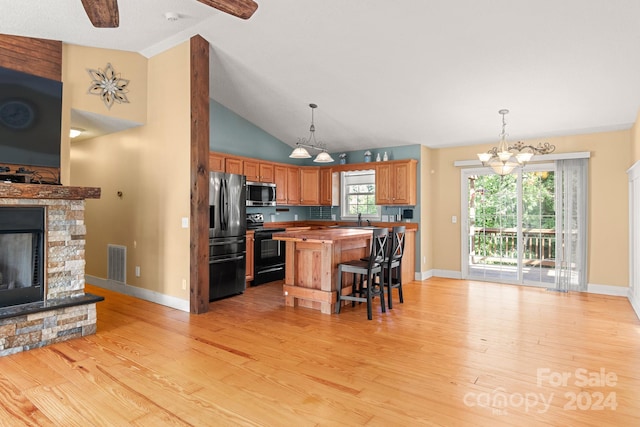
[470,227,556,267]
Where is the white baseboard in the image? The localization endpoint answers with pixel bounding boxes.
[431,269,463,280]
[416,269,462,281]
[587,283,630,297]
[85,275,190,312]
[415,270,433,281]
[628,289,640,320]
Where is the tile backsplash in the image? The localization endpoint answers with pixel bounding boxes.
[308,206,333,220]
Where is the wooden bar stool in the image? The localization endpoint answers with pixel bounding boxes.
[384,226,406,309]
[335,227,388,320]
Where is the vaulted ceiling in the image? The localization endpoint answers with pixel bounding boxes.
[2,0,640,152]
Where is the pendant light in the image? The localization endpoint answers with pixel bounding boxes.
[289,103,334,163]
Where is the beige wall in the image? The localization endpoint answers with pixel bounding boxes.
[61,45,148,185]
[427,129,631,287]
[62,46,148,124]
[66,42,192,301]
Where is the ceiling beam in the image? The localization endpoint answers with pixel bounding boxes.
[196,0,258,20]
[80,0,119,28]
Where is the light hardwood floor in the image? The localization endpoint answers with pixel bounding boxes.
[1,278,639,426]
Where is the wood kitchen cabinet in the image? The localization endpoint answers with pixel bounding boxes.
[246,230,255,282]
[375,159,417,205]
[320,167,335,206]
[225,158,243,175]
[274,165,289,204]
[209,150,418,207]
[209,153,225,172]
[286,166,300,205]
[244,160,275,183]
[208,152,243,174]
[276,165,318,206]
[375,163,392,204]
[300,168,320,205]
[275,166,302,205]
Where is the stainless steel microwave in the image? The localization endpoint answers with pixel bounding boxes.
[246,181,277,206]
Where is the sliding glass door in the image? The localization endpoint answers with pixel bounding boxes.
[463,164,556,287]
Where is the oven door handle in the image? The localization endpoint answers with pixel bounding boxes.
[210,237,245,246]
[257,266,284,274]
[209,254,245,264]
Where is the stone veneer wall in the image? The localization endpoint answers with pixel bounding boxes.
[0,197,98,356]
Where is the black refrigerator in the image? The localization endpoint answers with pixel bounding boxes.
[209,172,247,301]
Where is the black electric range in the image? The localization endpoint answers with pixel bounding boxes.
[246,213,285,233]
[246,213,286,285]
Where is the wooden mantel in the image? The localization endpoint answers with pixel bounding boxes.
[0,183,101,200]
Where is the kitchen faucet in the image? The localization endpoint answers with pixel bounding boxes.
[357,213,362,226]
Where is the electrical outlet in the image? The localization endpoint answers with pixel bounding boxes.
[452,215,457,224]
[182,279,187,290]
[181,217,189,228]
[135,266,140,277]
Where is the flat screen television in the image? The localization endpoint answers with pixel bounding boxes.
[0,66,62,169]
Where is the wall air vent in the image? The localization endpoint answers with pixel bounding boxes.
[107,244,126,284]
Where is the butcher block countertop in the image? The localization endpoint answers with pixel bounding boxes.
[273,227,377,244]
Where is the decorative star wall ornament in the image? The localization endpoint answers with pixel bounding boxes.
[86,63,130,110]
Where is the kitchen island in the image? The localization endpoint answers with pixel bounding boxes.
[273,228,376,314]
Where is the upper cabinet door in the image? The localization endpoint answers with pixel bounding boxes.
[259,163,275,183]
[320,168,334,206]
[274,165,288,204]
[391,161,417,205]
[209,153,224,172]
[375,163,392,205]
[299,168,319,205]
[286,167,300,205]
[243,160,259,181]
[226,158,243,175]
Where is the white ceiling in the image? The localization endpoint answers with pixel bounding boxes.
[2,0,640,152]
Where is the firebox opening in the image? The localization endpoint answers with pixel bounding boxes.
[0,207,44,308]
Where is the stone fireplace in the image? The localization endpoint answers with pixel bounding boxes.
[0,183,102,356]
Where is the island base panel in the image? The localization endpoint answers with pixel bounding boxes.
[283,284,335,314]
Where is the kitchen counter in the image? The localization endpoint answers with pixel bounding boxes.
[273,228,376,314]
[273,227,375,243]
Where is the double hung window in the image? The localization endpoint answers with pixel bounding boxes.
[340,170,380,219]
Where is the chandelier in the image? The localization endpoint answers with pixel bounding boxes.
[477,109,555,175]
[289,103,334,163]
